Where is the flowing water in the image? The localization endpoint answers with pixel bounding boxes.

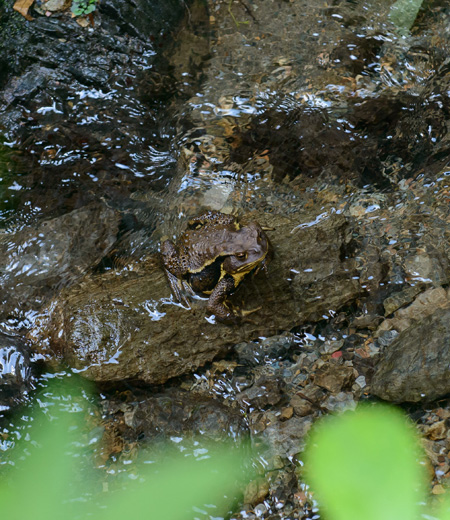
[1,0,450,518]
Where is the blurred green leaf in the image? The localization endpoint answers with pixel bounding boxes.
[0,381,249,520]
[96,451,244,520]
[0,402,87,520]
[303,405,427,520]
[389,0,424,35]
[437,495,450,520]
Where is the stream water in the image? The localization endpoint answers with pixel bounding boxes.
[1,0,450,518]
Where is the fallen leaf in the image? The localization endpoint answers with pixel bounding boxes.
[13,0,34,20]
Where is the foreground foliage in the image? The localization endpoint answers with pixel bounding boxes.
[304,404,450,520]
[0,383,247,520]
[2,383,450,520]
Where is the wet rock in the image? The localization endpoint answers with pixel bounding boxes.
[253,414,313,465]
[425,421,447,441]
[236,375,284,411]
[268,211,362,323]
[314,363,355,393]
[403,253,448,287]
[290,385,324,417]
[0,203,119,319]
[29,211,363,385]
[0,334,34,411]
[100,0,190,41]
[371,306,450,402]
[319,339,344,355]
[376,330,399,347]
[352,311,382,330]
[234,333,297,366]
[244,477,270,506]
[103,388,247,443]
[0,0,209,221]
[323,391,357,412]
[376,286,449,336]
[383,285,423,316]
[279,406,294,421]
[268,469,299,508]
[354,375,367,389]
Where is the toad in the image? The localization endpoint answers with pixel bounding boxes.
[160,211,271,323]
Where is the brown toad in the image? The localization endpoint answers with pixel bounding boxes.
[160,211,271,322]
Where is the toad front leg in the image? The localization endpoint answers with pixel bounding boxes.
[206,274,238,323]
[160,240,193,302]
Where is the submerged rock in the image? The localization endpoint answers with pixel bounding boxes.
[102,388,247,444]
[0,203,119,320]
[0,334,34,411]
[29,211,363,384]
[371,306,450,402]
[376,286,450,337]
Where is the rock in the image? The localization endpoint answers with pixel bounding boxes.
[0,334,34,411]
[0,203,119,319]
[267,469,299,508]
[234,333,296,366]
[244,478,270,505]
[29,212,363,385]
[323,391,357,412]
[103,388,248,443]
[371,307,450,402]
[319,339,344,355]
[376,330,399,347]
[376,286,449,336]
[354,375,367,389]
[280,407,294,420]
[432,484,446,495]
[314,363,355,393]
[41,0,71,12]
[254,415,313,465]
[237,375,284,410]
[352,312,382,330]
[383,285,422,315]
[403,253,448,287]
[284,213,361,322]
[425,421,447,441]
[290,385,324,417]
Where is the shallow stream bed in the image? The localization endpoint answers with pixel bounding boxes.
[1,0,450,518]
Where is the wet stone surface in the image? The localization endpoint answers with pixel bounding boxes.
[102,387,248,445]
[0,202,120,323]
[372,304,450,403]
[0,334,34,411]
[28,211,363,384]
[2,0,450,518]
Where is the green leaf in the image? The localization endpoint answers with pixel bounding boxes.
[389,0,424,35]
[436,494,450,520]
[303,405,427,520]
[95,450,246,520]
[0,406,87,520]
[0,381,249,520]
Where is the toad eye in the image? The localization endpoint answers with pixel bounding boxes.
[236,252,247,260]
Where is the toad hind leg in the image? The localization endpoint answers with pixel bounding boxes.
[206,274,237,323]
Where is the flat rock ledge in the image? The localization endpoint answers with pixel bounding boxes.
[29,212,362,384]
